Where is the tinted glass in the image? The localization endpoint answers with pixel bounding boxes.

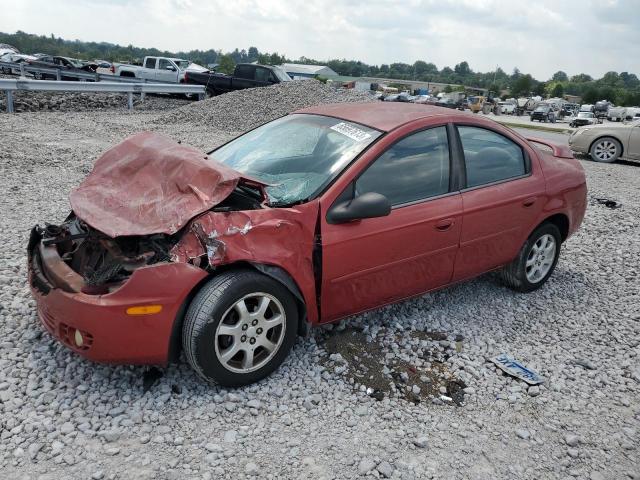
[458,126,526,188]
[356,126,450,206]
[255,67,271,82]
[211,114,381,205]
[144,57,156,69]
[235,65,253,79]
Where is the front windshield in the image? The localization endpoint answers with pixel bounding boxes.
[272,66,291,82]
[210,114,381,205]
[578,112,592,118]
[67,58,84,67]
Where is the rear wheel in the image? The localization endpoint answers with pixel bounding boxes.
[182,270,298,387]
[590,137,622,163]
[500,223,561,293]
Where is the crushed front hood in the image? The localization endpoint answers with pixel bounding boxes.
[69,132,264,238]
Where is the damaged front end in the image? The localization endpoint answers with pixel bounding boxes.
[29,215,179,295]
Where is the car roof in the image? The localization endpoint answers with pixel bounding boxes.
[294,102,459,132]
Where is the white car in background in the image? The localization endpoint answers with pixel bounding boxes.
[0,52,38,75]
[498,101,516,114]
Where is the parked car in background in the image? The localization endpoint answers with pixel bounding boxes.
[435,97,458,109]
[184,63,291,96]
[499,101,516,115]
[580,104,594,113]
[530,104,556,123]
[28,103,586,386]
[27,55,98,80]
[594,100,611,119]
[569,119,640,162]
[0,52,37,74]
[569,112,599,128]
[94,60,113,75]
[623,107,640,121]
[0,43,19,58]
[413,95,431,104]
[113,56,208,83]
[607,106,626,122]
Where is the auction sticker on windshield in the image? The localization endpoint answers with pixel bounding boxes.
[330,122,372,142]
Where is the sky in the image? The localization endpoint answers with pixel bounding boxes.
[1,0,638,80]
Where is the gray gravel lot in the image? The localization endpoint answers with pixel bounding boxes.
[0,81,638,480]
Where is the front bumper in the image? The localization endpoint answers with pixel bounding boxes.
[568,133,590,154]
[28,228,207,364]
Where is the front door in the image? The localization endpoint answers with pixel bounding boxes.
[156,58,178,83]
[452,125,546,281]
[320,125,462,322]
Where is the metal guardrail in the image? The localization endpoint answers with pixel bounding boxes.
[0,78,205,112]
[0,61,176,84]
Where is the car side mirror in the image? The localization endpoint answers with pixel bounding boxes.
[327,192,391,224]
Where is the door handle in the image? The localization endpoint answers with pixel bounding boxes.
[522,197,537,207]
[435,218,454,231]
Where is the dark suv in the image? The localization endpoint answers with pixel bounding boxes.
[530,105,556,123]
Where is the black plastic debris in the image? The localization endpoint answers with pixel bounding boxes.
[142,367,163,392]
[367,388,385,401]
[446,380,466,406]
[596,198,622,209]
[171,384,182,394]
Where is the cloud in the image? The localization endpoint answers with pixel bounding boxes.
[0,0,637,79]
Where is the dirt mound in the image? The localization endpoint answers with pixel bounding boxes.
[155,79,373,133]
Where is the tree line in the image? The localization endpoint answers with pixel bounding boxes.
[2,30,639,106]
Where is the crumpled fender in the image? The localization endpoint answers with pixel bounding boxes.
[170,201,320,323]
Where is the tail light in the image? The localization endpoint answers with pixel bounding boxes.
[110,65,115,73]
[184,71,188,82]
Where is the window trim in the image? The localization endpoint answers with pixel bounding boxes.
[351,124,456,209]
[453,123,532,192]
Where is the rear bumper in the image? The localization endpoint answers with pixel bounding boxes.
[28,228,207,364]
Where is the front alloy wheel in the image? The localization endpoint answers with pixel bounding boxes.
[214,293,286,374]
[183,270,298,387]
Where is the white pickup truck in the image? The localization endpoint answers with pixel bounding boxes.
[112,56,208,83]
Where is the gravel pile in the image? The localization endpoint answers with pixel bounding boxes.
[0,90,192,113]
[0,94,638,479]
[157,79,373,133]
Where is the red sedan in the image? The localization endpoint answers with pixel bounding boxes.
[28,103,587,386]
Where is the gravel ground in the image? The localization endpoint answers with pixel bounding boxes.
[0,81,638,480]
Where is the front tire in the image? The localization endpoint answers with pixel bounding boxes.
[500,223,561,293]
[590,137,622,163]
[182,270,299,387]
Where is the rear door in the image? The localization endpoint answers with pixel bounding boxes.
[627,124,640,159]
[320,124,463,322]
[140,57,157,80]
[233,65,256,90]
[452,125,546,281]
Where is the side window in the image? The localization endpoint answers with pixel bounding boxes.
[158,59,172,70]
[356,126,450,206]
[145,57,157,69]
[255,67,271,82]
[235,65,253,79]
[457,126,526,188]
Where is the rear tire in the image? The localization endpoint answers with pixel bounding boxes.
[182,270,299,387]
[500,223,561,293]
[589,137,622,163]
